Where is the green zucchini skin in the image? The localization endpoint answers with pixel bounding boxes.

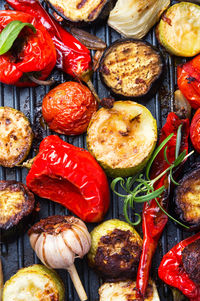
[47,0,117,26]
[99,38,164,100]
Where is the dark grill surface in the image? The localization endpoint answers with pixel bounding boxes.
[0,1,198,300]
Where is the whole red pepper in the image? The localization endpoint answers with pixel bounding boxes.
[6,0,92,81]
[0,10,56,86]
[136,113,190,299]
[26,135,110,223]
[158,233,200,300]
[177,54,200,109]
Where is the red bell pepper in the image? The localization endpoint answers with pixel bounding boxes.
[26,135,110,223]
[0,10,56,86]
[177,54,200,109]
[136,113,190,299]
[190,108,200,153]
[158,233,200,300]
[6,0,92,81]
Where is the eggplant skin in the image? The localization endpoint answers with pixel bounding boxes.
[174,166,200,230]
[99,39,163,99]
[0,181,35,231]
[182,239,200,286]
[47,0,116,24]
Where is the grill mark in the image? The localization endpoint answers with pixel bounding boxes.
[72,227,84,254]
[61,231,74,253]
[73,224,90,246]
[77,0,88,9]
[88,0,105,20]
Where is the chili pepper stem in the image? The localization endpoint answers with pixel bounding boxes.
[86,79,101,105]
[67,264,88,301]
[28,75,55,86]
[0,258,3,301]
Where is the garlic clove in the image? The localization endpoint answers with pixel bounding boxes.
[55,233,75,268]
[29,233,39,250]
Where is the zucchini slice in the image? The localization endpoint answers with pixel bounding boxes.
[99,279,160,301]
[88,219,143,281]
[174,166,200,230]
[0,107,33,168]
[2,264,65,301]
[0,181,35,240]
[87,101,157,177]
[156,2,200,57]
[47,0,116,24]
[99,39,163,98]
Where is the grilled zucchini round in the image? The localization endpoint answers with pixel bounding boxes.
[0,180,35,240]
[0,106,33,168]
[3,264,65,301]
[87,101,157,177]
[99,39,163,98]
[156,2,200,57]
[174,166,200,230]
[88,219,143,281]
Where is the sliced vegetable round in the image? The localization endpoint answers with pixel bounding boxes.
[88,219,143,281]
[174,166,200,230]
[87,101,157,177]
[157,2,200,57]
[47,0,116,24]
[0,106,33,167]
[99,39,163,98]
[2,264,65,301]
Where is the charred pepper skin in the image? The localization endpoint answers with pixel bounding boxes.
[0,11,56,86]
[158,233,200,301]
[26,135,110,223]
[6,0,92,80]
[136,113,190,299]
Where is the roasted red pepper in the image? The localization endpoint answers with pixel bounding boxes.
[158,233,200,300]
[0,10,56,86]
[190,108,200,153]
[177,54,200,109]
[136,113,190,299]
[26,135,110,223]
[6,0,92,81]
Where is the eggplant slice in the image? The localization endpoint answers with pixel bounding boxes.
[0,106,33,168]
[47,0,116,24]
[174,166,200,230]
[0,181,35,240]
[99,39,163,99]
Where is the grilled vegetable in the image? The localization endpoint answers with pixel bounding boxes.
[174,90,191,119]
[99,39,163,98]
[0,107,33,168]
[156,2,200,57]
[46,0,116,24]
[99,279,160,301]
[0,180,35,240]
[2,264,65,301]
[174,166,200,230]
[108,0,170,39]
[88,219,143,281]
[87,101,157,177]
[190,108,200,153]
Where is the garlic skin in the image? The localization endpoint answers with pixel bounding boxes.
[29,215,91,269]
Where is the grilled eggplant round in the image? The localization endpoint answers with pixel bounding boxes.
[0,106,33,168]
[99,279,160,301]
[47,0,116,25]
[0,180,36,240]
[88,219,143,281]
[87,101,157,177]
[2,264,65,301]
[99,39,163,99]
[174,166,200,230]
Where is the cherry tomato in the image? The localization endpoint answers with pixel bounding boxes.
[190,108,200,153]
[42,81,97,135]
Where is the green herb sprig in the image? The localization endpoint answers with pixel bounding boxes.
[111,125,193,229]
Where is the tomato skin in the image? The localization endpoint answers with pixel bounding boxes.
[42,81,97,135]
[190,108,200,153]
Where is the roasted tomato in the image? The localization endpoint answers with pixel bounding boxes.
[42,81,97,135]
[190,108,200,153]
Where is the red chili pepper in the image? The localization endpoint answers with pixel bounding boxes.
[0,10,56,86]
[26,135,110,223]
[158,233,200,300]
[136,112,190,299]
[177,54,200,109]
[6,0,92,81]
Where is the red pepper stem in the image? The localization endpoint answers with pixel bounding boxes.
[28,75,55,86]
[136,238,157,299]
[86,79,101,104]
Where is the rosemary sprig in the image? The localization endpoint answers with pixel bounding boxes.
[111,125,194,228]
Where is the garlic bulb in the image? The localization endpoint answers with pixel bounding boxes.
[28,215,91,301]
